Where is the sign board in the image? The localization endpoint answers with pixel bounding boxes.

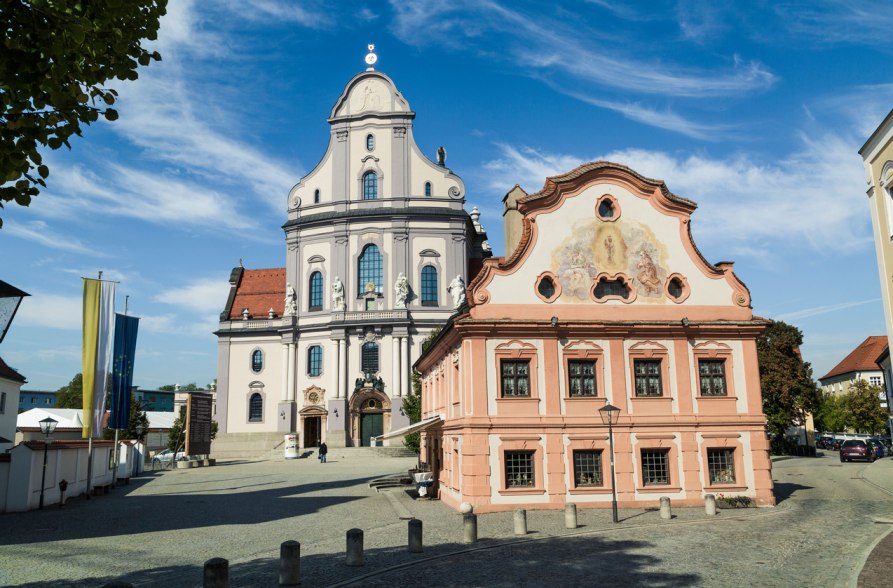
[185,392,213,456]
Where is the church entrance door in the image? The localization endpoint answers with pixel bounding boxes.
[304,416,321,447]
[360,413,383,446]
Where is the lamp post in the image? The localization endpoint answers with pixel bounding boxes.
[38,416,58,509]
[135,424,145,476]
[598,403,621,523]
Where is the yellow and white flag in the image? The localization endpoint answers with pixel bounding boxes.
[82,278,116,439]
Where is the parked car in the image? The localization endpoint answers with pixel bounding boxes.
[867,438,886,458]
[152,449,185,465]
[840,439,875,462]
[817,436,834,449]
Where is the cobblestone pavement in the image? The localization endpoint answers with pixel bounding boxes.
[1,451,891,587]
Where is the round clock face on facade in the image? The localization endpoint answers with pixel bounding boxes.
[308,392,319,404]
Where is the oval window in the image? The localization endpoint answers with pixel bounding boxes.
[667,277,684,300]
[538,276,556,299]
[598,199,615,220]
[366,134,375,151]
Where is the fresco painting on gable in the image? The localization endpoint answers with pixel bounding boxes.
[553,218,669,302]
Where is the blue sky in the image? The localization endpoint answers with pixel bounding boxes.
[3,0,893,391]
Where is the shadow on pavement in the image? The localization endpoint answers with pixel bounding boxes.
[773,482,812,503]
[11,533,702,588]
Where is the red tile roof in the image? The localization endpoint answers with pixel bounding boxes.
[229,268,286,320]
[0,356,25,383]
[820,336,888,380]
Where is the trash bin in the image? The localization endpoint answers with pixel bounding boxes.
[284,434,298,459]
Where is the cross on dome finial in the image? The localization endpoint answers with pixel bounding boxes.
[365,44,377,71]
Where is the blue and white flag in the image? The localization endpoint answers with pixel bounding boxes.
[109,313,139,430]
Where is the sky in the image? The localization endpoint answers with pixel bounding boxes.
[3,0,893,392]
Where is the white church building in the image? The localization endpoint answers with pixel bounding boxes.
[215,49,490,449]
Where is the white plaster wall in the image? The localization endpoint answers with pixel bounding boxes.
[227,337,282,433]
[0,377,22,452]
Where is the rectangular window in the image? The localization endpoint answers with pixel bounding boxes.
[707,448,736,484]
[568,360,596,396]
[504,450,535,488]
[500,360,530,397]
[699,360,727,396]
[308,346,323,377]
[641,449,670,486]
[634,360,663,397]
[870,376,883,387]
[573,450,603,487]
[362,342,379,373]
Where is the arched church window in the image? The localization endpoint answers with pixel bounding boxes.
[362,341,379,373]
[248,393,263,422]
[309,271,323,311]
[307,345,322,376]
[363,171,378,200]
[314,189,320,204]
[421,265,438,306]
[251,350,263,373]
[424,182,432,197]
[358,244,382,295]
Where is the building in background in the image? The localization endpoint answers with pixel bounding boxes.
[17,390,56,412]
[416,161,774,512]
[131,388,175,412]
[859,114,893,438]
[0,358,26,452]
[818,336,888,411]
[215,50,489,452]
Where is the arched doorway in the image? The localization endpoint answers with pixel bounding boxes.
[299,405,327,447]
[349,388,391,447]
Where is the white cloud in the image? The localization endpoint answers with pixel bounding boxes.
[479,131,868,255]
[15,293,83,331]
[777,0,893,46]
[139,312,217,337]
[775,298,881,322]
[390,0,776,98]
[3,221,104,256]
[154,278,230,314]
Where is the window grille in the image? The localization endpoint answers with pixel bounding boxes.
[308,345,322,376]
[573,450,603,487]
[568,360,596,396]
[707,448,735,484]
[421,265,438,305]
[363,171,378,200]
[505,451,535,488]
[362,341,379,373]
[634,359,662,397]
[358,244,382,294]
[251,350,263,373]
[501,360,530,397]
[699,360,727,396]
[248,393,263,422]
[309,271,323,311]
[641,449,670,486]
[594,278,629,299]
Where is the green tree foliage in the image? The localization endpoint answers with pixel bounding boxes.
[158,384,176,391]
[815,393,847,433]
[55,372,83,408]
[756,321,821,446]
[167,405,218,451]
[845,380,888,435]
[402,372,422,453]
[0,0,167,226]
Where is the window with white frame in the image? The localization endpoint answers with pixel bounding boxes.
[707,448,736,484]
[309,271,323,311]
[363,171,378,200]
[505,450,535,488]
[421,265,438,305]
[641,449,670,486]
[573,450,603,487]
[248,393,263,422]
[357,244,383,294]
[870,375,883,387]
[308,345,323,377]
[251,349,263,373]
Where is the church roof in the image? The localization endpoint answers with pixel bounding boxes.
[0,356,25,383]
[820,336,888,381]
[228,268,286,320]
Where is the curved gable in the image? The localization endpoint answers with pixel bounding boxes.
[329,71,411,120]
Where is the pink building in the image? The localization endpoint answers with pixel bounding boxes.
[415,161,775,513]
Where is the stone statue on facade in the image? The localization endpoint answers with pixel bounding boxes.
[332,277,345,311]
[448,275,466,309]
[394,272,409,308]
[284,282,297,316]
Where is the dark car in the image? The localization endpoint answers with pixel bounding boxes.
[817,436,834,449]
[840,439,875,462]
[829,438,843,451]
[867,438,886,458]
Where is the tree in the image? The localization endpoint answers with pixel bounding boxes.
[815,393,847,433]
[1,0,167,226]
[158,384,176,391]
[756,321,821,448]
[845,380,888,435]
[55,373,83,408]
[167,405,218,451]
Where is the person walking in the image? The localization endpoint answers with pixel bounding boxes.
[319,442,328,463]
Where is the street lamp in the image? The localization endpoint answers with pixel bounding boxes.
[598,403,621,523]
[38,416,58,509]
[0,279,29,345]
[135,423,145,476]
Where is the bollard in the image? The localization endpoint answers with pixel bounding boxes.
[514,508,528,535]
[203,557,229,588]
[705,494,717,516]
[408,519,423,553]
[463,513,478,544]
[346,528,364,566]
[279,540,301,586]
[565,503,577,529]
[659,496,672,520]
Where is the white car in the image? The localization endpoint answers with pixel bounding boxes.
[152,449,185,464]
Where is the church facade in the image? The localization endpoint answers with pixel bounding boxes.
[215,59,489,448]
[415,162,775,512]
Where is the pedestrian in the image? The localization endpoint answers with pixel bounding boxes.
[319,441,328,463]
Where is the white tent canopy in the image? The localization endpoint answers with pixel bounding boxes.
[373,415,442,442]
